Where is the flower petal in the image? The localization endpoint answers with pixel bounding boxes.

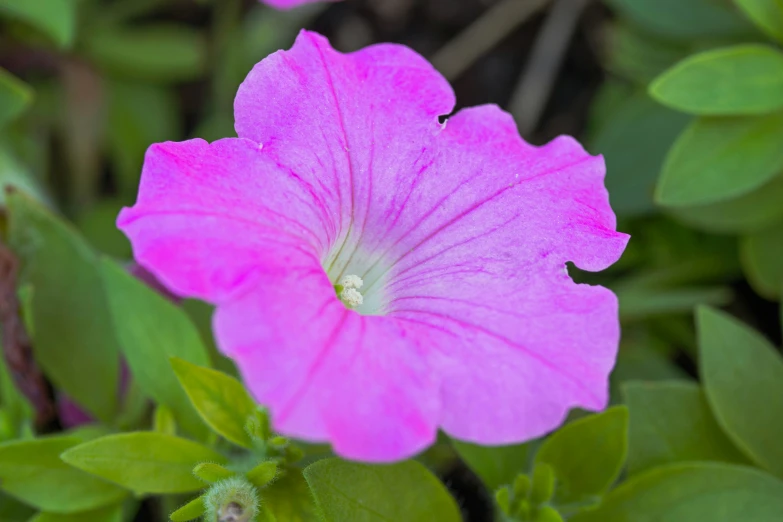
[117,138,331,302]
[213,266,440,462]
[382,105,629,444]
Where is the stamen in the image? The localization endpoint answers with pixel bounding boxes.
[338,275,364,308]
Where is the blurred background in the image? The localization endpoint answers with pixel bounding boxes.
[1,0,781,520]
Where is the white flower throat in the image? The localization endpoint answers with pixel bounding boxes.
[337,274,364,308]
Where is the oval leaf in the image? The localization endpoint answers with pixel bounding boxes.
[571,462,783,522]
[6,192,120,423]
[60,432,226,495]
[534,407,628,505]
[734,0,783,43]
[304,459,461,522]
[171,357,257,448]
[0,437,126,513]
[451,439,529,492]
[100,258,210,439]
[623,381,750,476]
[650,45,783,115]
[740,224,783,299]
[657,113,783,207]
[698,306,783,478]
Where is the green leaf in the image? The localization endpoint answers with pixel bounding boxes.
[698,306,783,478]
[6,191,120,423]
[571,462,783,522]
[451,439,529,491]
[0,0,76,47]
[0,68,32,128]
[657,113,783,207]
[264,468,320,522]
[192,462,234,484]
[606,23,691,85]
[153,404,177,436]
[83,25,206,83]
[669,170,783,233]
[605,0,756,41]
[623,381,750,476]
[590,91,690,217]
[100,258,210,439]
[75,199,131,258]
[247,461,278,489]
[29,503,124,522]
[0,492,35,522]
[170,357,256,448]
[170,496,204,522]
[0,337,34,439]
[0,436,127,513]
[651,45,783,115]
[617,285,731,320]
[740,224,783,299]
[0,146,49,207]
[734,0,783,43]
[61,432,227,495]
[304,459,461,522]
[534,407,628,505]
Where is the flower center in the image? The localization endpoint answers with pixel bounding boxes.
[335,274,364,309]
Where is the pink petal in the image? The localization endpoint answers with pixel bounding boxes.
[120,31,628,461]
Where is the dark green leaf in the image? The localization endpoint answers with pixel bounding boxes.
[534,407,628,505]
[84,25,206,83]
[623,381,750,476]
[0,492,35,522]
[606,24,691,85]
[29,503,124,522]
[304,458,461,522]
[0,0,76,47]
[734,0,783,43]
[61,432,226,495]
[617,285,731,320]
[0,68,32,128]
[571,463,783,522]
[100,258,210,439]
[605,0,756,41]
[657,113,783,207]
[698,307,783,478]
[668,171,783,233]
[651,45,783,115]
[171,357,256,448]
[740,224,783,299]
[451,439,529,491]
[590,91,689,217]
[6,191,120,423]
[0,436,126,513]
[75,199,131,258]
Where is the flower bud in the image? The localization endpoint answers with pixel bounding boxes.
[204,476,258,522]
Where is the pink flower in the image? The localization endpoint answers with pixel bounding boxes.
[262,0,338,9]
[118,31,628,462]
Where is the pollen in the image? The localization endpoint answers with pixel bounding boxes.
[338,275,364,308]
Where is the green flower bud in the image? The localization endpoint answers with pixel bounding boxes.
[204,476,259,522]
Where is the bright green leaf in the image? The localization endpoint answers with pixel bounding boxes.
[741,224,783,299]
[6,191,119,423]
[451,439,529,491]
[83,25,206,83]
[29,503,124,522]
[170,496,204,522]
[264,468,320,522]
[153,404,177,436]
[0,0,76,47]
[171,357,256,448]
[571,462,783,522]
[61,432,226,495]
[0,436,126,513]
[193,462,234,484]
[734,0,783,43]
[669,171,783,233]
[0,68,32,128]
[651,45,783,115]
[623,381,750,476]
[534,407,628,505]
[698,307,783,478]
[100,258,209,439]
[590,91,690,217]
[304,458,461,522]
[246,461,277,489]
[604,0,756,41]
[657,113,783,207]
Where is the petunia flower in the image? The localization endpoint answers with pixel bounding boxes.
[118,30,629,462]
[262,0,338,9]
